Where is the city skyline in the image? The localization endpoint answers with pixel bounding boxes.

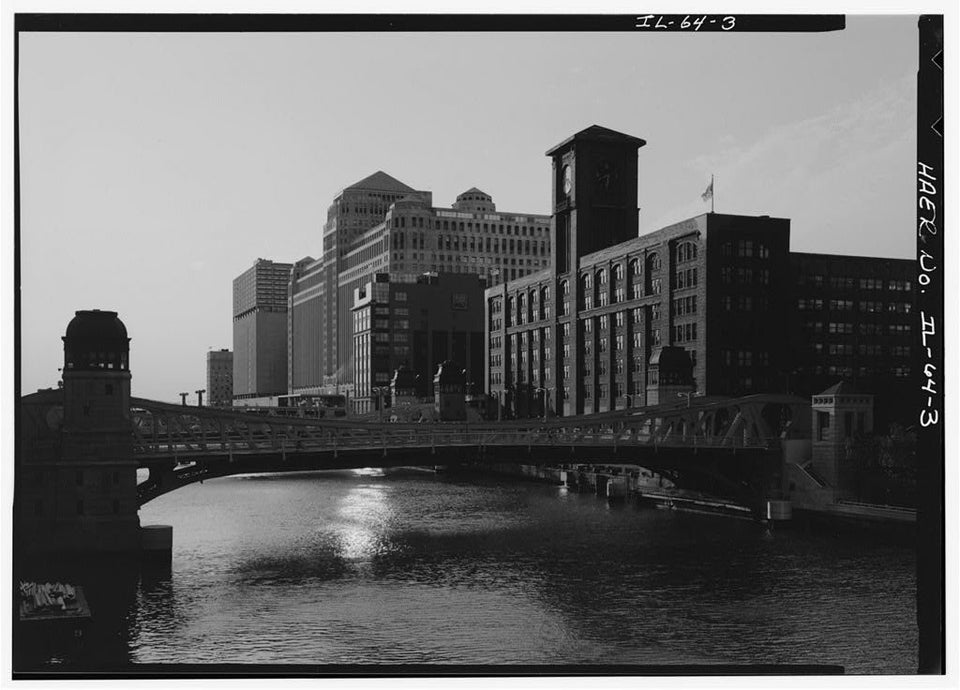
[16,15,918,402]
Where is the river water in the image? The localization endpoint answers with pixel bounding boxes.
[30,468,919,673]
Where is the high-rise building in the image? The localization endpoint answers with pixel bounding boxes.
[351,272,486,413]
[233,258,292,404]
[485,125,915,425]
[288,173,551,398]
[206,349,233,407]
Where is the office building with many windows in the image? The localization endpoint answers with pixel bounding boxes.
[206,349,233,407]
[485,125,914,424]
[351,272,486,413]
[232,258,293,403]
[288,173,550,398]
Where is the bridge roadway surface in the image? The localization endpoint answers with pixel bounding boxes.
[132,394,810,507]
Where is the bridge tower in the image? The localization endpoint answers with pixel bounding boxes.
[48,310,141,552]
[811,382,874,496]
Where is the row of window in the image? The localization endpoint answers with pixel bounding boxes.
[720,350,771,367]
[720,267,771,285]
[720,296,770,312]
[810,343,912,357]
[392,215,547,237]
[802,276,913,291]
[798,299,914,314]
[803,365,912,378]
[721,239,771,259]
[674,322,698,343]
[674,267,699,290]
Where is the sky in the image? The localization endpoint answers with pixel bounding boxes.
[15,15,920,402]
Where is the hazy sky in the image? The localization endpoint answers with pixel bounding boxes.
[17,16,918,402]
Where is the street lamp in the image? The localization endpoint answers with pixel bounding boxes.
[677,390,701,407]
[535,386,554,421]
[624,393,641,409]
[195,389,206,407]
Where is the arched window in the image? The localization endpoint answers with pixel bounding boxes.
[645,253,661,295]
[613,263,624,282]
[580,274,593,310]
[596,270,608,307]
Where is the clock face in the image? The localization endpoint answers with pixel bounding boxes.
[596,161,617,189]
[562,165,573,195]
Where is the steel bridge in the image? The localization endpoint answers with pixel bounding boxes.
[130,394,811,508]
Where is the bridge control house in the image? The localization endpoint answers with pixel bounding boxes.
[486,126,914,422]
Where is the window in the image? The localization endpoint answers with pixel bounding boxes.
[676,241,698,263]
[817,412,830,441]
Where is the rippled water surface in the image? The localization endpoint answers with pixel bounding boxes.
[125,469,916,671]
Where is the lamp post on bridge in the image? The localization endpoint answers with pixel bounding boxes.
[677,390,701,408]
[623,393,641,409]
[195,389,206,407]
[535,386,554,422]
[179,392,189,406]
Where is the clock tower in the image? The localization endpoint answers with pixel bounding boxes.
[546,125,646,275]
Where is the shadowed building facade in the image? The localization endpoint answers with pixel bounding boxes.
[16,310,140,553]
[351,272,486,413]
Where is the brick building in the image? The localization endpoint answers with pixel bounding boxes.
[485,125,915,424]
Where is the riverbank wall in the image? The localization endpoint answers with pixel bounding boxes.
[453,461,916,535]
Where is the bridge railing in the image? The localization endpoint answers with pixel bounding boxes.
[131,426,780,460]
[129,392,802,461]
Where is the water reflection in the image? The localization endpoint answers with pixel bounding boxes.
[112,470,919,670]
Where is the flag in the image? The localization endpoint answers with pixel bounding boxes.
[701,178,714,202]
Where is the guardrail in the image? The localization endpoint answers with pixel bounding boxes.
[131,429,780,459]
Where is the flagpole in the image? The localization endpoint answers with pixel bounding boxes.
[711,174,715,214]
